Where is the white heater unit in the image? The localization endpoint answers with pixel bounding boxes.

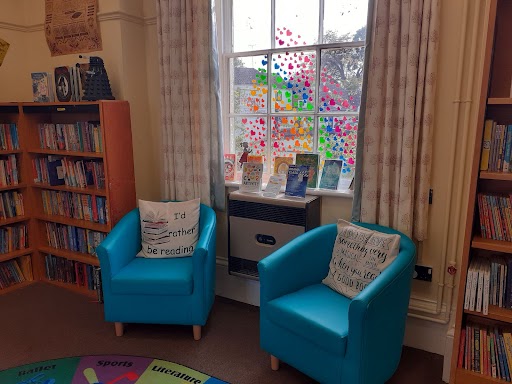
[228,190,321,280]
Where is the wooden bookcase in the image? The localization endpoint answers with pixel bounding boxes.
[450,1,512,383]
[0,101,136,299]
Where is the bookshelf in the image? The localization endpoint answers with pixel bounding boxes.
[0,101,136,298]
[450,1,512,383]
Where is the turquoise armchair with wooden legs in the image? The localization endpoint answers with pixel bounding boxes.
[97,203,216,340]
[258,222,416,384]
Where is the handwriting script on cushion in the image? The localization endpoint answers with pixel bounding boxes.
[322,220,400,298]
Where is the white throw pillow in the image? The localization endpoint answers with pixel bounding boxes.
[137,199,200,258]
[322,219,401,298]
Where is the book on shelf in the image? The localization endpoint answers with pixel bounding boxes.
[240,162,263,193]
[44,254,101,295]
[32,156,105,189]
[477,193,512,241]
[0,123,19,150]
[41,190,108,224]
[31,72,54,102]
[0,191,24,220]
[285,164,309,198]
[481,119,512,172]
[319,160,343,190]
[44,222,106,256]
[0,258,26,289]
[0,223,27,254]
[296,154,319,188]
[0,154,18,187]
[459,323,512,380]
[38,122,102,153]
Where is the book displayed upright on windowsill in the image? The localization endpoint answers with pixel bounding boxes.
[319,160,343,190]
[285,164,309,198]
[296,154,319,189]
[240,162,263,193]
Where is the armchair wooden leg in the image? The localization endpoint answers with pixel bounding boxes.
[193,325,201,340]
[271,355,280,371]
[114,322,124,337]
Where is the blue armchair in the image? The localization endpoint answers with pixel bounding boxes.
[258,222,416,384]
[97,203,217,340]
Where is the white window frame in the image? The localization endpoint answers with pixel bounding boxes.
[217,0,366,191]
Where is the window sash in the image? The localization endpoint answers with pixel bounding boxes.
[220,0,366,175]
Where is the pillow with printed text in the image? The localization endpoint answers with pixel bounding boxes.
[322,219,401,298]
[137,199,200,258]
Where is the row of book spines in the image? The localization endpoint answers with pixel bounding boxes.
[0,258,26,289]
[464,256,512,313]
[0,124,19,151]
[0,191,24,220]
[481,120,512,172]
[37,122,102,153]
[44,254,101,292]
[458,325,512,381]
[478,193,512,242]
[44,222,106,256]
[0,224,28,254]
[41,190,108,224]
[32,157,105,189]
[0,155,19,187]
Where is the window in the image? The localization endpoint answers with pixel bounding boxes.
[221,0,368,184]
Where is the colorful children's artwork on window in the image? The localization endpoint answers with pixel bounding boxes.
[230,55,268,114]
[271,49,316,113]
[232,117,268,169]
[318,115,358,174]
[319,47,364,113]
[271,116,313,158]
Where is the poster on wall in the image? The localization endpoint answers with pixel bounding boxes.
[44,0,102,56]
[0,38,9,66]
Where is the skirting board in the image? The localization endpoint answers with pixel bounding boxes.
[215,257,449,358]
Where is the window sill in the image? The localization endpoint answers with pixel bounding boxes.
[224,181,354,199]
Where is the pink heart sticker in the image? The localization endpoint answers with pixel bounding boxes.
[286,30,292,36]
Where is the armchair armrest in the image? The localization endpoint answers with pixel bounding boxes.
[97,208,141,278]
[258,224,337,304]
[192,204,217,318]
[343,233,416,384]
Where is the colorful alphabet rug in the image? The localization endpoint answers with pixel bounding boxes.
[0,355,228,384]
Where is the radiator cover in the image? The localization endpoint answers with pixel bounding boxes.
[227,191,321,280]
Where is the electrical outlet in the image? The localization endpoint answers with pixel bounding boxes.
[413,265,433,282]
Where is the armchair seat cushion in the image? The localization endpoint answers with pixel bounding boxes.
[111,257,193,296]
[266,284,350,355]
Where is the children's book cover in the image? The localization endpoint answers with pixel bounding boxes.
[319,160,343,190]
[273,156,293,185]
[32,72,52,102]
[274,156,294,175]
[247,155,264,163]
[224,154,236,181]
[285,165,309,198]
[240,162,263,193]
[296,154,319,188]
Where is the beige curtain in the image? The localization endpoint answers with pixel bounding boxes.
[157,0,224,208]
[355,0,440,241]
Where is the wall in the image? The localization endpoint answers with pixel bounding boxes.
[0,0,489,368]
